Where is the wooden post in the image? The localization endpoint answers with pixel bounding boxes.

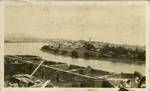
[30,61,45,76]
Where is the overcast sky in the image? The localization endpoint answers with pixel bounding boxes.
[5,4,145,46]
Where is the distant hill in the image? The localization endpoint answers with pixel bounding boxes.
[5,33,48,43]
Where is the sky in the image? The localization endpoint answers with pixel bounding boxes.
[5,4,145,46]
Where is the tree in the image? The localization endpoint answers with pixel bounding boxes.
[83,42,95,50]
[71,50,78,58]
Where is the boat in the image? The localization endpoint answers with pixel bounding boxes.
[4,55,145,88]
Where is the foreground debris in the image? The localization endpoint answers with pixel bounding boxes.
[4,55,146,88]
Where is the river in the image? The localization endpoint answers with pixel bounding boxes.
[5,43,145,74]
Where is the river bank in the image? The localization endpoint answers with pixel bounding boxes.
[41,40,145,63]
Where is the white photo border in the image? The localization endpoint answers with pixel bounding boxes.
[0,1,150,91]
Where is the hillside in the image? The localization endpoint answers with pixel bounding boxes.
[5,33,47,43]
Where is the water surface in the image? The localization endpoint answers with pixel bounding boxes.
[5,43,145,74]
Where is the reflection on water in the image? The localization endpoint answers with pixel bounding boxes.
[5,43,145,74]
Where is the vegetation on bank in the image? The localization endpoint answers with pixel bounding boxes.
[41,40,145,61]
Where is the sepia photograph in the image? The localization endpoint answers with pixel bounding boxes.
[3,1,148,90]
